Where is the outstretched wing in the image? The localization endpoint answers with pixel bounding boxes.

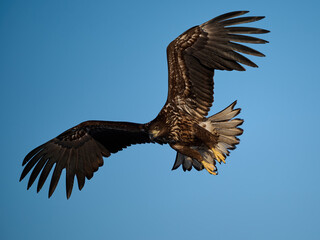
[166,11,269,118]
[20,121,151,198]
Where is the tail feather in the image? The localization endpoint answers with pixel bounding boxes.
[208,101,240,122]
[207,101,243,158]
[210,118,243,129]
[219,135,240,146]
[217,128,243,136]
[172,101,243,173]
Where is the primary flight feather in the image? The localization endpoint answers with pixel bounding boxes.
[20,11,269,199]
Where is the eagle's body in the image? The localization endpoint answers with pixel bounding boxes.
[20,11,269,198]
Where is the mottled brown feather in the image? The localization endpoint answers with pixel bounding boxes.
[165,11,268,118]
[165,11,269,117]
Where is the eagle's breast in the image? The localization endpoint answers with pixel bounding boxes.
[162,101,197,143]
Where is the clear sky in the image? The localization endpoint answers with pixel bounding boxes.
[1,0,320,239]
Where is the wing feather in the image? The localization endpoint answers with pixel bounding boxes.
[37,154,57,192]
[48,149,67,198]
[226,34,269,44]
[206,11,249,23]
[166,11,268,118]
[75,148,85,190]
[20,121,152,198]
[220,16,265,26]
[65,149,76,199]
[225,27,269,34]
[27,155,48,189]
[224,42,265,57]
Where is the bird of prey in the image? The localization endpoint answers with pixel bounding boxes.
[20,11,269,199]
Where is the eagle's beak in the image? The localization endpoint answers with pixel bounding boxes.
[149,129,160,140]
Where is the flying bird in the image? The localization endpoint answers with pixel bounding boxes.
[20,11,269,199]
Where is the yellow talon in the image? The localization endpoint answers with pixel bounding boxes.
[211,148,226,163]
[201,161,217,175]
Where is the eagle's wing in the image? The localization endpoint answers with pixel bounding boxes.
[20,121,151,198]
[166,11,269,118]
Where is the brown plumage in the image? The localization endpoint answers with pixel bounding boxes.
[20,11,269,198]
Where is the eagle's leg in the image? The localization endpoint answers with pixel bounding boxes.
[193,124,226,164]
[170,143,217,175]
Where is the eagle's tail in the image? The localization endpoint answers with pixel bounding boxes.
[172,101,243,173]
[204,100,244,164]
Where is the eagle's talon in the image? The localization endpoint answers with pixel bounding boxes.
[211,148,226,164]
[201,161,217,175]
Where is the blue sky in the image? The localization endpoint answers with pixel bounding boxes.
[1,0,320,239]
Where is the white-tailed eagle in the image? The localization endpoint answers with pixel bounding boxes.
[20,11,269,198]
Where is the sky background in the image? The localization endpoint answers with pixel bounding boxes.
[1,0,320,239]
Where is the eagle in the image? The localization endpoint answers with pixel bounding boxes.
[20,11,269,199]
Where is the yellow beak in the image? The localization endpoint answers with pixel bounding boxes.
[149,129,160,140]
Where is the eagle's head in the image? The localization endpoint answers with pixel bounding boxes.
[148,120,169,141]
